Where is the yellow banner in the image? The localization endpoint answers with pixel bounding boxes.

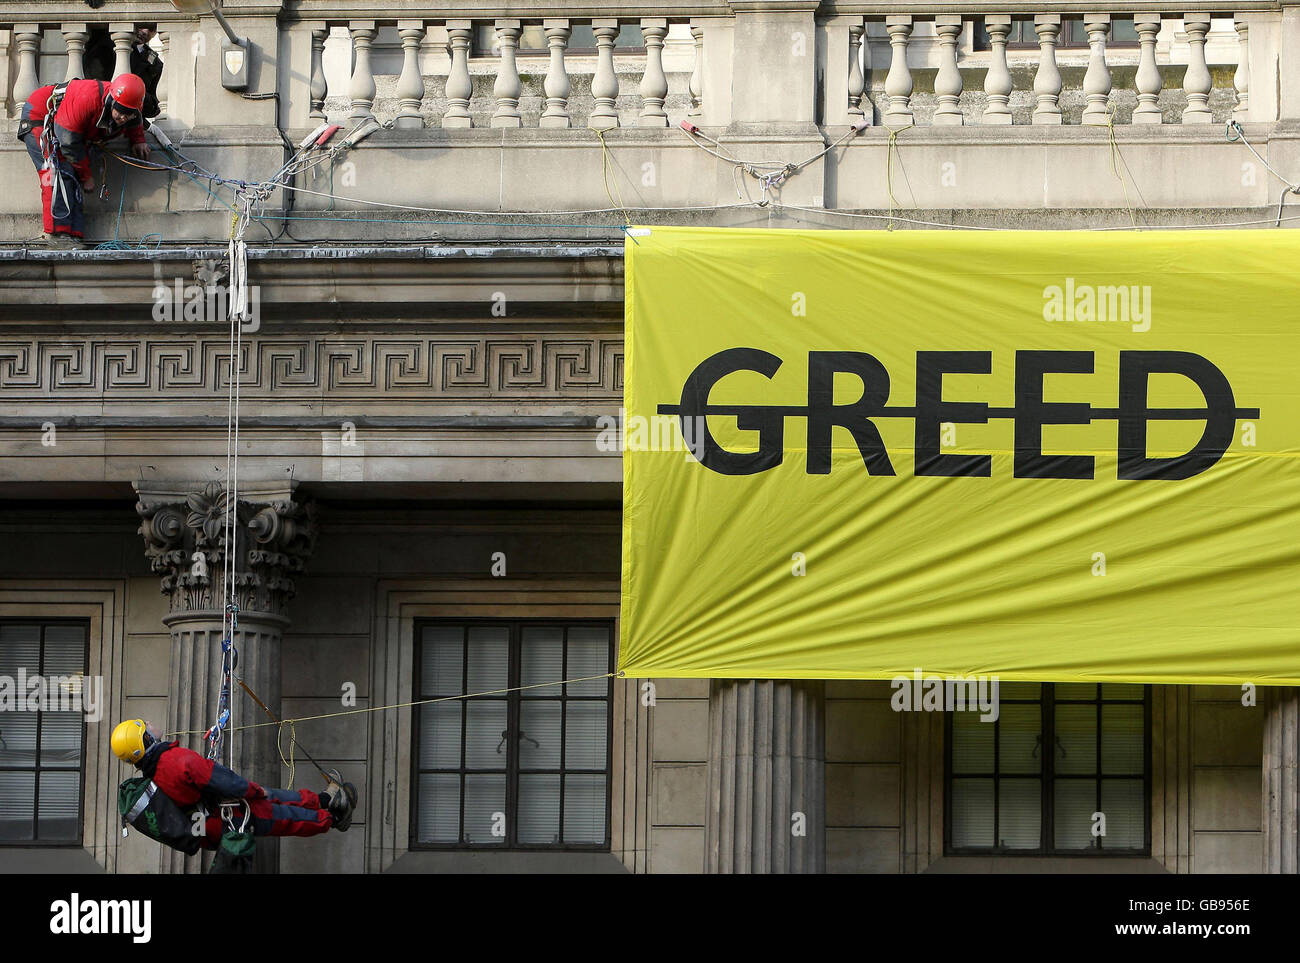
[618,227,1300,683]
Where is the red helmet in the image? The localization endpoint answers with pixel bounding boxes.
[107,73,145,112]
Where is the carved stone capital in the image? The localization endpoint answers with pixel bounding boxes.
[134,481,318,619]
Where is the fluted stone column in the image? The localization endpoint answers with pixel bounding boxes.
[1263,687,1299,873]
[135,481,317,874]
[707,680,825,873]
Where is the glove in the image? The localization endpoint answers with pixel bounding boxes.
[130,142,150,161]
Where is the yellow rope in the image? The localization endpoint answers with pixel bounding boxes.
[885,123,914,230]
[1104,108,1141,229]
[589,126,631,226]
[276,719,297,790]
[166,672,619,740]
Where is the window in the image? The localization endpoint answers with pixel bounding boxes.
[473,24,644,58]
[946,683,1149,854]
[413,620,613,849]
[974,18,1139,50]
[0,621,89,845]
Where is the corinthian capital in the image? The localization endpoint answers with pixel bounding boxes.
[134,481,318,619]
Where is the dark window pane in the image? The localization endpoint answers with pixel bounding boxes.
[0,773,35,841]
[519,701,561,769]
[466,627,508,691]
[1102,705,1144,775]
[998,780,1041,849]
[421,626,463,696]
[39,712,82,768]
[565,701,607,770]
[418,703,461,769]
[1054,779,1099,849]
[517,774,561,844]
[416,773,459,843]
[1054,683,1098,701]
[465,701,507,770]
[37,771,80,841]
[565,626,610,695]
[999,704,1042,775]
[462,774,506,844]
[1101,779,1145,849]
[521,626,563,688]
[951,709,993,772]
[564,774,606,844]
[998,681,1041,699]
[951,778,994,848]
[1054,705,1098,775]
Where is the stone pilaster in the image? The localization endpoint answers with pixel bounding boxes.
[1263,687,1299,873]
[706,679,825,873]
[135,481,317,873]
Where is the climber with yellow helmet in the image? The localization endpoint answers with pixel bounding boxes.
[111,719,356,852]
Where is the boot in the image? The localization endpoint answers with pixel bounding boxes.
[44,232,84,250]
[323,769,358,831]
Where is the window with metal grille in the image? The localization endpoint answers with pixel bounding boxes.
[412,620,613,849]
[0,620,89,845]
[946,682,1150,854]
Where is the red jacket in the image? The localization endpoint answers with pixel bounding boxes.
[25,79,145,179]
[143,741,267,808]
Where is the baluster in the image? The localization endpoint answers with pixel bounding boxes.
[686,24,707,119]
[1234,17,1250,121]
[1133,15,1162,124]
[640,18,669,126]
[309,24,328,122]
[348,22,377,122]
[63,24,88,81]
[110,24,135,77]
[492,19,522,127]
[688,23,705,118]
[443,21,473,128]
[1033,15,1063,125]
[883,16,913,128]
[12,25,40,114]
[156,30,170,118]
[541,20,572,128]
[848,21,866,122]
[1081,15,1112,125]
[1181,15,1212,124]
[983,15,1013,124]
[589,19,621,129]
[394,21,427,129]
[933,15,964,125]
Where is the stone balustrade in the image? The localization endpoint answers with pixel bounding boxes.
[0,4,1298,238]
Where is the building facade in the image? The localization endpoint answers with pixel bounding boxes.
[0,0,1297,873]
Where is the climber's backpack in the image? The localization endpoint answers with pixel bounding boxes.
[118,776,205,855]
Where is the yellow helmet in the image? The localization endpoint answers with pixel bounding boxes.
[111,719,152,764]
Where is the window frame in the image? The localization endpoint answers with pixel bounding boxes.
[409,617,615,852]
[943,682,1152,857]
[0,617,90,848]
